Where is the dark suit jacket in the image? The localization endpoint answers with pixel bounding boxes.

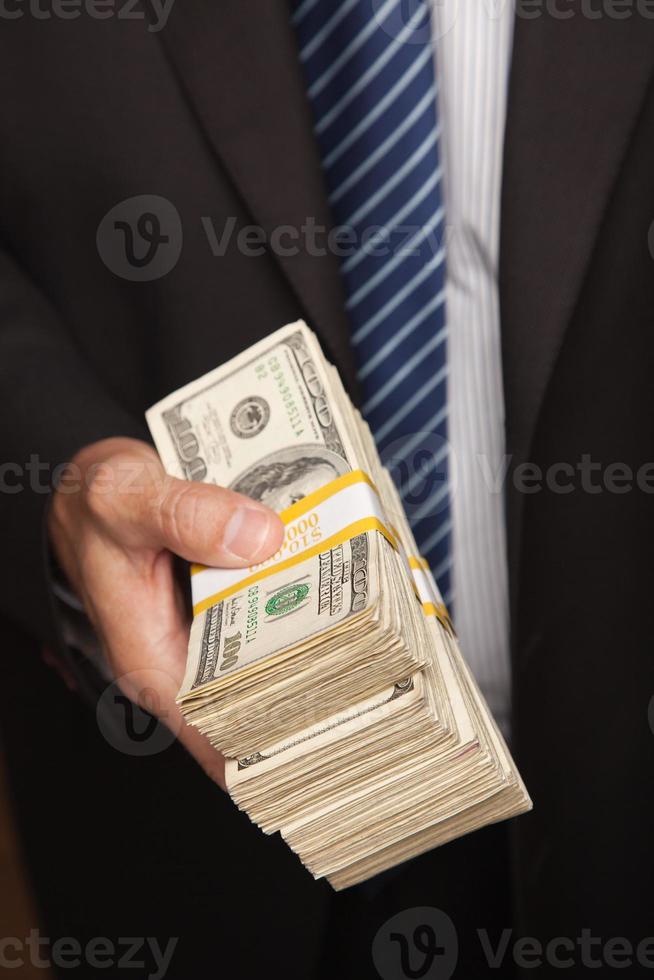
[0,2,653,977]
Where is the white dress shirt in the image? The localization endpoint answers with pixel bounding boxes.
[431,1,515,730]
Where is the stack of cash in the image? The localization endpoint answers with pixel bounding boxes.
[147,321,531,889]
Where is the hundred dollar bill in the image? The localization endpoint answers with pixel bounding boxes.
[147,324,358,493]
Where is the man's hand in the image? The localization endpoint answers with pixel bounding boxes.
[48,437,285,788]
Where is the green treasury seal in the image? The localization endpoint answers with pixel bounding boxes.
[265,583,310,617]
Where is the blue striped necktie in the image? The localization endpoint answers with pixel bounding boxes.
[291,0,452,606]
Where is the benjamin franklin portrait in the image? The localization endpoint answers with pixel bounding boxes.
[230,445,349,511]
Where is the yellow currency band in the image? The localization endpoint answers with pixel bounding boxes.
[191,469,397,616]
[189,468,453,631]
[407,554,452,631]
[190,468,380,579]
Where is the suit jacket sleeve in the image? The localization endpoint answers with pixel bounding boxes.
[0,246,148,649]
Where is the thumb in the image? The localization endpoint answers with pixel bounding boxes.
[147,476,285,567]
[94,444,285,567]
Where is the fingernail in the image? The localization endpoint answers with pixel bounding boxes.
[223,507,281,562]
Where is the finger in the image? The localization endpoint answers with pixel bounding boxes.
[88,444,285,567]
[150,477,285,567]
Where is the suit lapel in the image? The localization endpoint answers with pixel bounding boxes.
[153,0,356,389]
[500,7,654,598]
